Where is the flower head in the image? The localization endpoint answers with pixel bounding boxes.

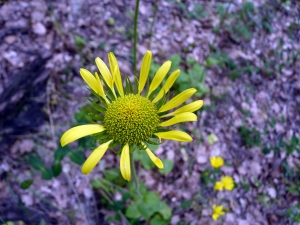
[210,156,224,169]
[60,50,203,181]
[212,205,225,221]
[214,176,235,191]
[221,176,234,191]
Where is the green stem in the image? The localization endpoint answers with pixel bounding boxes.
[133,0,140,77]
[130,152,142,198]
[212,0,233,45]
[148,0,159,49]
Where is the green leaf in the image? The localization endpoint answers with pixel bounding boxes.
[28,155,44,170]
[126,203,141,219]
[150,214,168,225]
[159,159,174,175]
[134,150,155,170]
[41,168,53,180]
[88,113,104,122]
[125,76,133,94]
[128,182,147,196]
[158,201,172,220]
[206,56,221,67]
[206,133,218,145]
[169,54,181,70]
[87,98,106,113]
[69,151,85,165]
[54,146,69,162]
[180,200,192,209]
[52,162,62,177]
[20,179,33,189]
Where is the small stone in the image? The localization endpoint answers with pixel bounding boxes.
[271,103,280,114]
[171,215,180,224]
[225,213,236,223]
[21,194,33,206]
[237,219,250,225]
[4,35,17,44]
[249,161,262,177]
[83,188,93,199]
[31,11,45,21]
[19,139,34,153]
[32,22,47,35]
[266,187,276,198]
[197,155,207,164]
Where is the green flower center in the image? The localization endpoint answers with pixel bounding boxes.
[104,94,160,145]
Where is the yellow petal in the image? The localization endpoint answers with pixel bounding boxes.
[147,61,172,97]
[152,69,180,103]
[155,130,192,142]
[214,181,224,191]
[138,50,152,94]
[80,68,101,94]
[142,143,164,169]
[160,100,204,118]
[158,88,197,113]
[120,144,131,181]
[160,112,197,127]
[95,72,110,103]
[81,140,113,174]
[60,124,105,147]
[221,176,235,191]
[108,52,124,97]
[95,57,113,90]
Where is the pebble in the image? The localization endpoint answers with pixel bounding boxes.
[266,187,277,199]
[4,35,17,44]
[32,22,47,35]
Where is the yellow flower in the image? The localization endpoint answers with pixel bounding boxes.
[221,176,234,191]
[214,176,235,191]
[210,156,224,168]
[214,181,223,191]
[60,50,202,181]
[212,205,225,221]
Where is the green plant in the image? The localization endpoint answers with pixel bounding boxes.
[238,125,262,148]
[286,204,300,223]
[91,170,172,224]
[150,54,209,97]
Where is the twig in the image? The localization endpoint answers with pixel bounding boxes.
[46,78,56,143]
[64,173,89,224]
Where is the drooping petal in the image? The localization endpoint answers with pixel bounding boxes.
[160,112,197,127]
[158,88,197,113]
[147,61,172,97]
[81,140,113,174]
[155,130,192,142]
[60,124,105,147]
[142,142,164,169]
[138,50,152,94]
[120,144,131,181]
[152,69,180,103]
[160,100,204,118]
[108,52,124,96]
[80,68,101,95]
[95,57,114,90]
